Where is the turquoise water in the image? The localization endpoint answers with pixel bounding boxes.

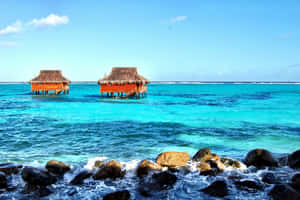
[1,83,300,199]
[1,83,300,165]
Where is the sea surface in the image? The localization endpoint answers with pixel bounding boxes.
[0,83,300,199]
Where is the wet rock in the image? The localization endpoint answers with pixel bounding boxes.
[136,160,162,177]
[235,180,262,191]
[193,148,219,162]
[46,160,70,175]
[70,170,92,185]
[288,150,300,169]
[103,190,130,200]
[200,169,218,176]
[262,172,278,184]
[94,160,105,168]
[245,149,278,168]
[221,157,246,169]
[0,172,7,189]
[23,184,52,197]
[93,160,125,180]
[201,180,228,197]
[292,173,300,191]
[0,163,22,175]
[156,152,190,167]
[21,167,56,186]
[278,155,288,166]
[207,160,225,172]
[269,184,300,200]
[152,171,177,188]
[197,162,211,171]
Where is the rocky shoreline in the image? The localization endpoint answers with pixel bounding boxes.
[0,148,300,200]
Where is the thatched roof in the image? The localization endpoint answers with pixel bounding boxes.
[30,70,70,83]
[98,67,150,85]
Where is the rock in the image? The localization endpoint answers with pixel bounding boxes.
[200,169,218,176]
[0,172,7,189]
[193,148,219,162]
[23,184,52,197]
[221,157,245,169]
[207,160,225,172]
[46,160,70,175]
[288,150,300,169]
[278,155,288,166]
[269,184,300,200]
[245,149,278,168]
[235,180,262,191]
[201,180,228,197]
[136,160,162,178]
[21,167,56,186]
[70,170,92,185]
[94,160,105,168]
[156,152,190,167]
[152,171,177,188]
[93,160,125,180]
[197,162,211,171]
[292,173,300,191]
[0,163,22,175]
[103,190,130,200]
[262,172,278,184]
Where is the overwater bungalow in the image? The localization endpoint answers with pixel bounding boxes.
[98,67,150,98]
[29,70,70,95]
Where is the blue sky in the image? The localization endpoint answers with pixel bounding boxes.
[0,0,299,81]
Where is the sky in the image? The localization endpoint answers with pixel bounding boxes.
[0,0,299,82]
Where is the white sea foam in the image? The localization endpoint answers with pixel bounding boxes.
[84,156,107,170]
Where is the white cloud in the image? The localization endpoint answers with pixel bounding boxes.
[0,21,22,35]
[0,41,17,47]
[28,14,69,28]
[170,16,187,24]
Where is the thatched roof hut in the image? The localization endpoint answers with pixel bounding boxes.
[98,67,149,98]
[29,70,70,95]
[98,67,150,85]
[30,70,70,84]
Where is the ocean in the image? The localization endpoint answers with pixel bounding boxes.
[0,83,300,199]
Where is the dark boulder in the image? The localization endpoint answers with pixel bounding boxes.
[288,150,300,169]
[152,171,177,188]
[21,167,56,186]
[0,172,7,189]
[292,173,300,191]
[93,160,125,180]
[136,160,162,178]
[70,170,92,185]
[200,169,218,176]
[235,180,262,191]
[269,184,300,200]
[138,171,177,197]
[46,160,70,175]
[94,160,105,168]
[201,180,228,197]
[262,172,278,184]
[0,163,22,175]
[245,149,278,168]
[23,184,52,197]
[207,160,225,172]
[103,190,130,200]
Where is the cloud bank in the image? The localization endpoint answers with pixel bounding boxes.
[0,14,69,35]
[28,14,69,28]
[0,21,22,35]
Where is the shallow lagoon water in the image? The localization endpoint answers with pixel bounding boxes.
[0,83,300,199]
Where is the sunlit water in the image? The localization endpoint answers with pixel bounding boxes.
[0,83,300,199]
